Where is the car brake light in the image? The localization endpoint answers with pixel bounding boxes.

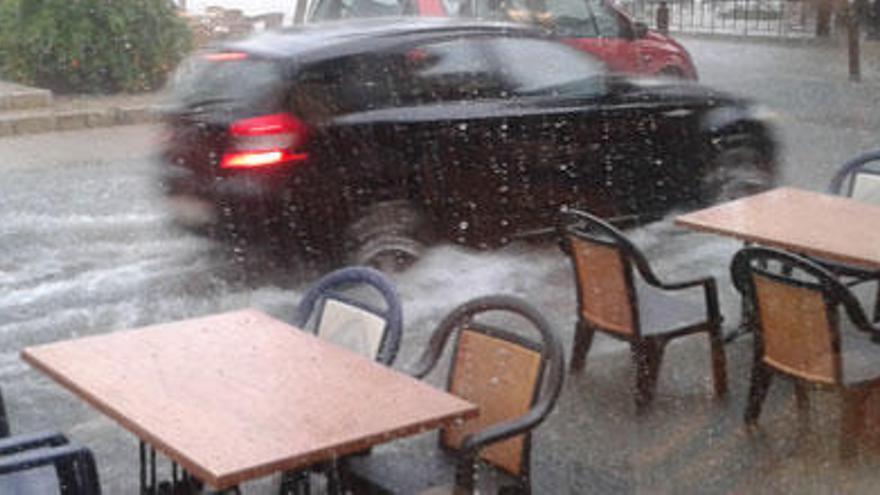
[204,52,248,62]
[221,113,309,170]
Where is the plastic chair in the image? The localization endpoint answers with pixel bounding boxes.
[827,148,880,201]
[820,148,880,321]
[0,387,101,494]
[293,266,403,366]
[340,295,565,494]
[731,246,880,458]
[281,266,404,494]
[557,207,728,412]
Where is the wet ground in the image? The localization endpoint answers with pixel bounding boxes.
[2,36,880,492]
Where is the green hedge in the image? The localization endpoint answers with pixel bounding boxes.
[0,0,192,94]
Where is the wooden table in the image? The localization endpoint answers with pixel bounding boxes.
[21,309,477,491]
[675,187,880,268]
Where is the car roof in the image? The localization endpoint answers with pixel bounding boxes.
[217,17,545,64]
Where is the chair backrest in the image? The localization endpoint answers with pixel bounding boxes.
[828,148,880,204]
[731,247,874,385]
[294,266,403,366]
[557,208,646,336]
[410,295,564,479]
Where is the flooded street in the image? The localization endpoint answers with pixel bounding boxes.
[0,123,748,492]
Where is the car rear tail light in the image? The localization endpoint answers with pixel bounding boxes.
[203,51,249,62]
[221,113,309,170]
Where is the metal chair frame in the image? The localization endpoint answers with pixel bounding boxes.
[558,207,728,412]
[343,295,565,495]
[0,387,101,494]
[731,246,880,458]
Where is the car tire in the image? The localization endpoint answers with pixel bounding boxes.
[345,200,432,273]
[351,234,426,273]
[700,145,775,205]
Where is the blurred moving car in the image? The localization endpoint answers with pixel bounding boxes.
[306,0,699,79]
[158,18,776,268]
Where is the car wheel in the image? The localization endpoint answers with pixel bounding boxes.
[700,145,775,205]
[345,200,431,273]
[351,234,425,273]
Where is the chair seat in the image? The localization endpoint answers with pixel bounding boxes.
[343,435,520,494]
[637,284,710,336]
[0,466,59,495]
[841,324,880,386]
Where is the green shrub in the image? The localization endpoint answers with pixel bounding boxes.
[0,0,193,94]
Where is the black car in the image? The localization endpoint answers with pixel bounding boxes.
[158,17,777,267]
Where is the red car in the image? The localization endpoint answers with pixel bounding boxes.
[305,0,698,79]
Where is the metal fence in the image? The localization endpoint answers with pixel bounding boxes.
[619,0,820,38]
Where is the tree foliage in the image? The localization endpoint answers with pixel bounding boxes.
[0,0,192,94]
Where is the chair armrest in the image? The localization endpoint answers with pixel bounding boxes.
[0,431,67,456]
[651,276,722,322]
[0,444,100,494]
[459,408,545,456]
[452,409,548,494]
[651,276,712,292]
[839,290,880,343]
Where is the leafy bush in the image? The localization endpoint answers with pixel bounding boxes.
[0,0,193,94]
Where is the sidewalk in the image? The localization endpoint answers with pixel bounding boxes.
[0,82,162,138]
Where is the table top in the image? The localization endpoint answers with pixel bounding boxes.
[675,187,880,268]
[21,309,477,489]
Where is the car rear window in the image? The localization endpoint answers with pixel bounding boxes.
[167,53,287,116]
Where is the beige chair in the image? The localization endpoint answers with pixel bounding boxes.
[341,295,565,494]
[558,207,728,412]
[819,149,880,321]
[731,246,880,458]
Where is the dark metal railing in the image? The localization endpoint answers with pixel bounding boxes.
[619,0,818,38]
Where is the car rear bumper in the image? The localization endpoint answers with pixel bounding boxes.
[157,162,300,224]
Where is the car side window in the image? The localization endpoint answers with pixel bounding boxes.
[292,54,405,117]
[489,37,607,97]
[393,38,506,103]
[588,0,631,38]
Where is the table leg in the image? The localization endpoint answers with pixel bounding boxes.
[140,441,156,495]
[140,440,234,494]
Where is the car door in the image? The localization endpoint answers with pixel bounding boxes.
[393,36,551,245]
[484,36,621,226]
[488,36,694,221]
[299,36,537,247]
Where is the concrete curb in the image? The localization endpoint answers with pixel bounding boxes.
[0,103,161,138]
[0,83,52,112]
